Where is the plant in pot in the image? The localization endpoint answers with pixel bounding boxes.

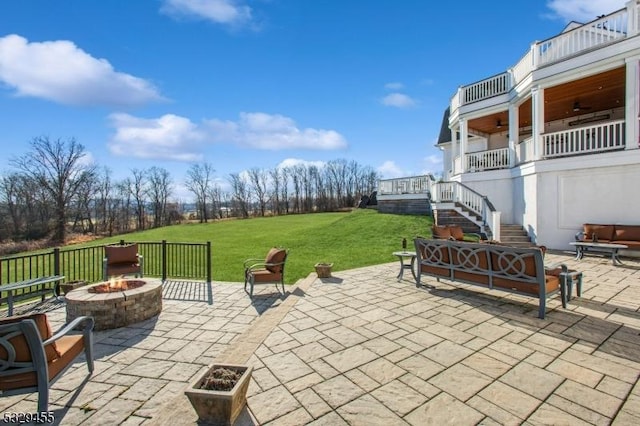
[314,262,333,278]
[185,363,253,426]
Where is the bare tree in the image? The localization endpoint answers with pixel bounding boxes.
[280,167,290,214]
[129,170,148,231]
[185,162,215,222]
[248,168,269,217]
[269,168,282,215]
[228,173,250,218]
[10,137,95,243]
[147,166,173,227]
[70,169,98,234]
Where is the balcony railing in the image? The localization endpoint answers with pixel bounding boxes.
[536,9,628,67]
[465,148,510,172]
[462,72,510,104]
[451,5,633,109]
[542,120,625,158]
[517,137,535,164]
[377,175,433,195]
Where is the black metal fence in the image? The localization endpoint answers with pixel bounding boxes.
[0,240,212,297]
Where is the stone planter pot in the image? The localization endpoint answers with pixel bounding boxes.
[314,263,333,278]
[185,363,253,426]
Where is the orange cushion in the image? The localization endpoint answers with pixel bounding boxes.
[448,226,465,241]
[583,224,615,241]
[105,244,138,265]
[264,248,287,273]
[250,269,283,283]
[613,225,640,242]
[0,314,59,363]
[0,334,84,391]
[432,226,451,239]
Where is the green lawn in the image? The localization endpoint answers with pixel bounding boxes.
[94,209,433,284]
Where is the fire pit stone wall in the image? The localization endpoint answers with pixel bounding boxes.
[66,279,163,330]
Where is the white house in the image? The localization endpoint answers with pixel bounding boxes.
[432,0,640,250]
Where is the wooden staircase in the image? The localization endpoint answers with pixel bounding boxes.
[499,224,533,247]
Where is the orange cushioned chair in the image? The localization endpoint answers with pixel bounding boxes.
[0,313,94,412]
[243,248,289,297]
[103,243,144,280]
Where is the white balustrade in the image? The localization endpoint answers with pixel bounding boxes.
[517,137,534,164]
[512,49,533,86]
[536,9,628,66]
[433,181,501,241]
[542,120,625,158]
[377,175,433,195]
[453,156,462,175]
[464,148,510,172]
[461,72,509,105]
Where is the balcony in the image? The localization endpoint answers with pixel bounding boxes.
[454,120,626,175]
[542,119,625,158]
[465,148,510,173]
[450,6,633,112]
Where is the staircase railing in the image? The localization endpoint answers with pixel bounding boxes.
[431,181,501,241]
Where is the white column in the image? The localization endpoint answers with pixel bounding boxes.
[626,0,639,37]
[450,125,458,176]
[460,119,468,173]
[531,86,545,159]
[625,56,640,150]
[508,104,519,167]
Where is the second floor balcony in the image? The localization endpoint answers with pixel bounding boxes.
[452,119,627,174]
[450,6,635,115]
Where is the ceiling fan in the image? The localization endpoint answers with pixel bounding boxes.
[573,101,592,112]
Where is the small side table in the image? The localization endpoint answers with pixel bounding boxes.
[393,251,417,282]
[559,270,583,301]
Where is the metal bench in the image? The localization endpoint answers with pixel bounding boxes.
[0,275,65,316]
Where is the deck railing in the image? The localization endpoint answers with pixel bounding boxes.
[0,240,212,301]
[536,9,628,67]
[542,120,625,158]
[465,148,510,172]
[462,72,510,104]
[377,175,433,195]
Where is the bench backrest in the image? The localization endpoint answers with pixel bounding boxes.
[414,238,546,295]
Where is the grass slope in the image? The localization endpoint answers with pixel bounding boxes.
[95,210,433,284]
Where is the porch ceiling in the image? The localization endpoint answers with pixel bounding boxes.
[467,67,625,135]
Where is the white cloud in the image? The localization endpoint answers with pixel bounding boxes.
[0,34,163,107]
[277,158,326,169]
[377,161,405,179]
[108,111,347,162]
[206,112,348,150]
[160,0,253,27]
[381,93,418,109]
[384,82,404,90]
[108,113,205,161]
[422,154,443,175]
[546,0,626,22]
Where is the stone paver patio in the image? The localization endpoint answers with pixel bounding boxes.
[2,251,640,425]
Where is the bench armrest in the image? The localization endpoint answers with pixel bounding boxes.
[575,231,586,241]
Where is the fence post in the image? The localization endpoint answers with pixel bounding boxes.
[53,248,60,276]
[206,241,213,305]
[162,240,167,282]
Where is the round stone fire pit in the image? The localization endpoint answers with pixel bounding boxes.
[66,278,162,330]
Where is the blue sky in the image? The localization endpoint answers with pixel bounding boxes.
[0,0,626,199]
